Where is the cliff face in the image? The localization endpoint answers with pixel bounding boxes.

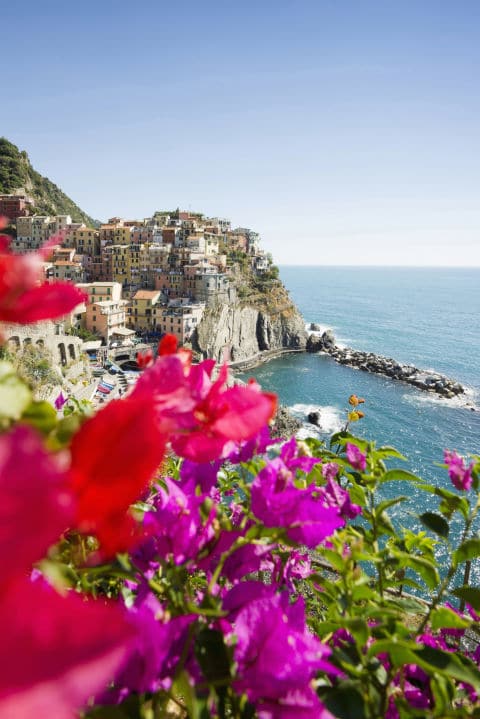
[193,300,307,364]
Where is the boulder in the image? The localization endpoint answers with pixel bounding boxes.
[272,406,302,438]
[307,411,321,426]
[321,329,336,349]
[306,334,325,353]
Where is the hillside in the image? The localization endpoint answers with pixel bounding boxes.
[0,137,97,226]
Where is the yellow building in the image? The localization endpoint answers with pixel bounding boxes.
[70,227,100,256]
[99,223,133,245]
[129,290,163,331]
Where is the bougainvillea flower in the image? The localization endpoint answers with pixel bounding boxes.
[279,437,321,474]
[226,425,276,464]
[256,687,335,719]
[0,425,74,582]
[0,576,134,719]
[54,391,67,410]
[444,449,473,491]
[233,594,338,715]
[322,476,362,520]
[133,344,277,463]
[251,458,344,548]
[142,479,216,565]
[345,443,367,471]
[136,348,154,369]
[103,605,197,701]
[222,581,277,621]
[69,397,166,555]
[0,234,86,325]
[179,458,221,494]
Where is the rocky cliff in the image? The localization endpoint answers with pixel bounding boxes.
[192,289,307,365]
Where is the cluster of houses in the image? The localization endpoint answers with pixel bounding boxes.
[2,197,271,347]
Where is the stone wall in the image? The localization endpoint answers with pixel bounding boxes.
[1,320,84,367]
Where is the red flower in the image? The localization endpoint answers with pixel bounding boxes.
[0,419,134,718]
[0,232,86,325]
[69,397,166,555]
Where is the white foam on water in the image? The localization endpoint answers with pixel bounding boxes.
[289,403,344,436]
[402,385,479,412]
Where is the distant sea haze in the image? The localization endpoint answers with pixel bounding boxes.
[239,266,480,570]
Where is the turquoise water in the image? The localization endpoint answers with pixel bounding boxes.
[238,267,480,572]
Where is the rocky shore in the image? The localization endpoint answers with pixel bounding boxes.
[306,327,465,400]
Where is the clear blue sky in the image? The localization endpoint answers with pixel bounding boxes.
[3,0,480,265]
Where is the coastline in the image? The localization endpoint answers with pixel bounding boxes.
[229,347,304,372]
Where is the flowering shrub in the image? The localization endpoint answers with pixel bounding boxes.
[1,230,480,718]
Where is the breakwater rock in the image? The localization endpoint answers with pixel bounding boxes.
[306,330,465,399]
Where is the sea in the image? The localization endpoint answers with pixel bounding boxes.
[238,266,480,577]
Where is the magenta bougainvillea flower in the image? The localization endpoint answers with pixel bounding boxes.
[142,479,216,565]
[54,391,67,410]
[345,443,367,471]
[233,594,338,717]
[0,230,86,325]
[444,449,473,491]
[251,457,344,547]
[322,476,362,520]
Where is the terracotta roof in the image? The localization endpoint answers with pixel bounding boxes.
[133,290,161,299]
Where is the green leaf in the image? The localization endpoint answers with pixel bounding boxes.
[419,512,450,539]
[194,629,231,684]
[320,684,367,719]
[376,497,407,515]
[430,606,471,631]
[0,361,32,420]
[376,446,406,460]
[172,669,198,719]
[379,469,422,484]
[418,484,470,519]
[21,400,57,434]
[413,645,480,690]
[391,550,439,589]
[454,538,480,564]
[452,586,480,611]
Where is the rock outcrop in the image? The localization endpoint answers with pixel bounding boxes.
[193,301,307,365]
[271,406,303,438]
[307,331,465,399]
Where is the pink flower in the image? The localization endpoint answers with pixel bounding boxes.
[233,594,338,717]
[0,233,86,325]
[444,450,473,491]
[345,443,367,471]
[0,577,134,719]
[0,425,74,583]
[133,348,277,463]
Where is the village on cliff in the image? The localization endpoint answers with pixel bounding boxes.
[1,195,274,348]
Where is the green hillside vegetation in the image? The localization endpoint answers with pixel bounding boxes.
[0,137,98,226]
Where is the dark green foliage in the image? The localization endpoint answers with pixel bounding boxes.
[0,137,98,226]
